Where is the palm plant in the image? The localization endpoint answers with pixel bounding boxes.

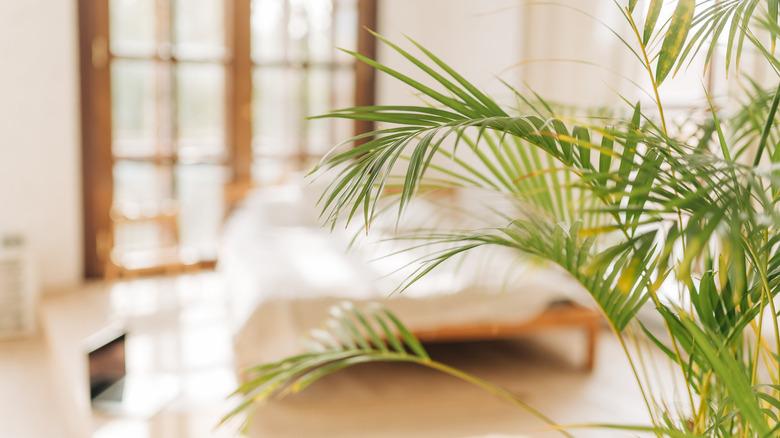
[226,1,780,436]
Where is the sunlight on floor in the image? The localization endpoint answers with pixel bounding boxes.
[8,272,680,437]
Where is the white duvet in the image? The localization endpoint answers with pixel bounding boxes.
[220,183,590,369]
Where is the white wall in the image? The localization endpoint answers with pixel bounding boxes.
[377,0,640,108]
[375,0,526,179]
[0,0,82,292]
[377,0,524,106]
[520,1,640,108]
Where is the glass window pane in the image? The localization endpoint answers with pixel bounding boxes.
[307,0,334,63]
[113,161,174,212]
[333,0,357,63]
[252,158,296,185]
[110,0,156,55]
[306,68,332,154]
[251,0,286,62]
[112,60,157,157]
[176,63,225,159]
[176,165,227,259]
[287,0,309,62]
[173,0,225,59]
[253,67,302,154]
[332,67,354,143]
[114,221,174,253]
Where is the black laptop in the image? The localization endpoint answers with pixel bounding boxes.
[87,328,177,417]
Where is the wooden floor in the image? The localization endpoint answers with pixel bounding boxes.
[1,272,676,438]
[0,336,72,438]
[415,303,601,371]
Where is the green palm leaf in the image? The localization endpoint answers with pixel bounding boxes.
[223,303,572,437]
[229,17,780,435]
[656,0,695,84]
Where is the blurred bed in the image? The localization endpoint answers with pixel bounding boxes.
[219,182,601,375]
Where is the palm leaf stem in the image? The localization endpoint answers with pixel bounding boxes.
[741,233,780,384]
[625,6,669,135]
[417,358,574,437]
[615,328,663,435]
[753,81,780,166]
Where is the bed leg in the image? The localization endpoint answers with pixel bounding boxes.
[584,323,599,372]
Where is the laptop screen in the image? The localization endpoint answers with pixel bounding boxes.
[88,332,126,399]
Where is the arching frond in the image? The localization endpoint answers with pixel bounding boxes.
[222,303,571,437]
[387,218,658,331]
[230,5,780,435]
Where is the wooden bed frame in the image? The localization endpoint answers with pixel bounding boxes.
[227,186,603,372]
[412,302,602,371]
[378,190,603,370]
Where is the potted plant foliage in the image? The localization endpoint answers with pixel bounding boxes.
[226,1,780,435]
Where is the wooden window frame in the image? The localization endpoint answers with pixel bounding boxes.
[78,0,378,278]
[78,0,113,279]
[355,0,377,138]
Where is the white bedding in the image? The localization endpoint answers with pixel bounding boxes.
[220,183,589,369]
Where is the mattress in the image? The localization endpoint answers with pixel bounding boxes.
[220,183,590,369]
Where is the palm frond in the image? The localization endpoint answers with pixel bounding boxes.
[223,303,571,437]
[653,0,777,76]
[386,217,657,331]
[230,13,780,436]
